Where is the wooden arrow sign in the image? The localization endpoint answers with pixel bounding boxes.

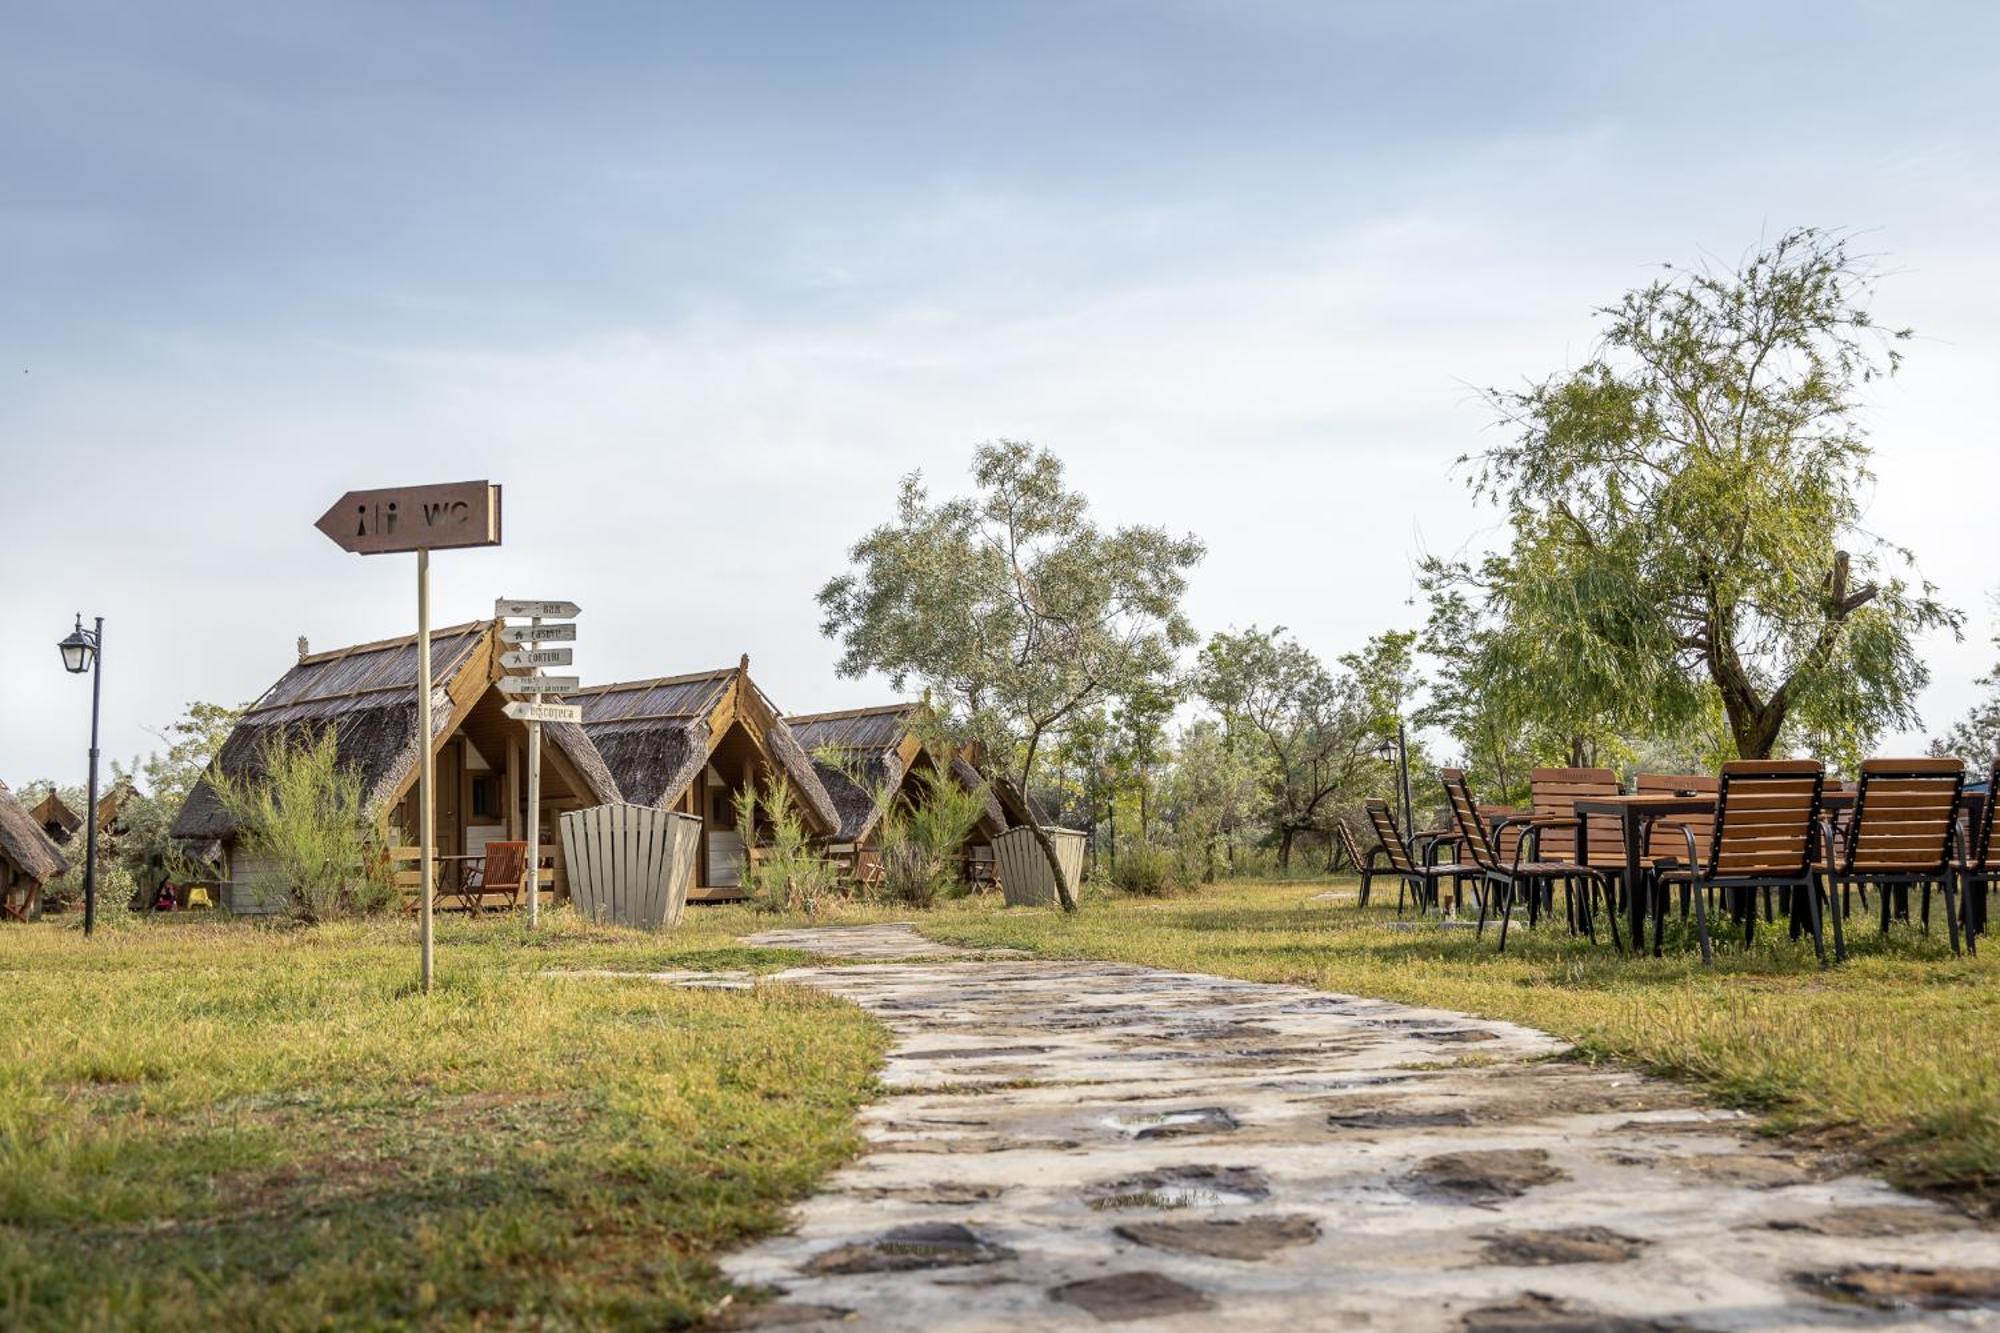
[499,622,576,644]
[503,700,583,724]
[498,674,580,695]
[496,598,581,619]
[315,481,502,555]
[500,647,573,669]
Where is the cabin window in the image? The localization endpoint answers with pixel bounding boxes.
[471,776,498,819]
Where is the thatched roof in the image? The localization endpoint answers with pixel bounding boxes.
[0,781,68,883]
[172,621,618,843]
[29,791,82,844]
[787,703,1010,844]
[574,664,840,834]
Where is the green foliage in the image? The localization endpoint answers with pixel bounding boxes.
[1154,719,1263,881]
[205,728,390,923]
[1194,626,1381,867]
[1447,228,1958,761]
[1936,605,2000,767]
[114,700,244,897]
[1101,837,1192,896]
[736,772,845,917]
[875,764,993,908]
[818,440,1204,910]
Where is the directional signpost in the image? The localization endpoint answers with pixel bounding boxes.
[495,597,580,928]
[317,481,502,994]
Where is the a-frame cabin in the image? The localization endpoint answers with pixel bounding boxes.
[173,621,620,913]
[1,781,68,922]
[572,658,840,902]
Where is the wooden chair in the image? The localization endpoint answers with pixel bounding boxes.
[1528,767,1625,930]
[1834,759,1964,956]
[1332,818,1382,904]
[1442,770,1610,951]
[1636,771,1720,941]
[1953,762,1997,947]
[460,841,528,913]
[1653,760,1829,966]
[1363,798,1471,916]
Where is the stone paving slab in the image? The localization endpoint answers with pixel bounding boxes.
[693,925,1995,1331]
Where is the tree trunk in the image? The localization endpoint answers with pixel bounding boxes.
[1278,825,1295,869]
[1025,818,1079,912]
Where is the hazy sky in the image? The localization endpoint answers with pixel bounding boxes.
[5,1,1998,785]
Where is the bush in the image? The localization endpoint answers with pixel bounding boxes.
[874,765,992,908]
[1105,839,1191,896]
[207,728,392,923]
[737,773,845,917]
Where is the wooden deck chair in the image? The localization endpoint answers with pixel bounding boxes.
[1332,818,1382,904]
[1363,798,1471,916]
[1653,760,1829,966]
[1528,768,1624,931]
[1636,772,1720,944]
[1443,770,1610,952]
[1953,761,1998,947]
[463,841,528,913]
[1834,759,1964,956]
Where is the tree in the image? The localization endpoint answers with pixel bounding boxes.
[818,440,1205,910]
[1451,228,1957,760]
[1194,626,1376,869]
[114,700,243,899]
[1935,603,2000,766]
[1156,718,1262,880]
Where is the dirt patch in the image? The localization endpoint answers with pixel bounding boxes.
[1404,1149,1568,1204]
[1083,1164,1272,1210]
[1461,1292,1679,1331]
[710,1300,858,1328]
[1050,1271,1215,1322]
[1479,1227,1647,1265]
[1327,1106,1478,1131]
[1759,1204,1974,1238]
[850,1182,1005,1205]
[1114,1214,1320,1261]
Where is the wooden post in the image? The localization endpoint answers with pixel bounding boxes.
[417,547,434,993]
[525,615,542,928]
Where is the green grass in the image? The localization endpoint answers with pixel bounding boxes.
[0,910,888,1331]
[909,878,2000,1212]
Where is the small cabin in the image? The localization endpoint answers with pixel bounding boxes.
[573,659,840,902]
[786,703,1011,883]
[172,621,620,914]
[1,781,68,922]
[28,790,82,846]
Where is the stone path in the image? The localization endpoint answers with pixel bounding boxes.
[694,925,1994,1330]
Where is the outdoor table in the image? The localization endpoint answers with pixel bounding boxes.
[1575,790,1856,955]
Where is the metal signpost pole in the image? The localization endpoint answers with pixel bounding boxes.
[417,548,434,993]
[525,614,542,928]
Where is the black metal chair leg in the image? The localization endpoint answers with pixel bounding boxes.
[1693,874,1713,966]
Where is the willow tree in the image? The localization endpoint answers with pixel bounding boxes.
[1449,229,1956,761]
[818,440,1204,911]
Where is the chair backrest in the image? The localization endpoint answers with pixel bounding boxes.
[1970,762,2000,873]
[1479,804,1526,866]
[1440,770,1497,871]
[1363,800,1414,872]
[1636,772,1720,865]
[481,841,528,893]
[1708,760,1824,879]
[1841,758,1962,876]
[1333,818,1367,872]
[1529,767,1622,865]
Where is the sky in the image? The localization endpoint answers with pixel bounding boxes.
[4,0,1998,786]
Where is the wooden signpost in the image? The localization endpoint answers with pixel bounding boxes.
[318,481,502,993]
[494,598,580,928]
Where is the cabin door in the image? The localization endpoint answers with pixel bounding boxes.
[435,741,464,861]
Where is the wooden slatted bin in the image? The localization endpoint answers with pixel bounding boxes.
[559,804,702,930]
[993,826,1087,907]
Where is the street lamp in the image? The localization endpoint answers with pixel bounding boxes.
[1374,720,1415,842]
[57,615,104,937]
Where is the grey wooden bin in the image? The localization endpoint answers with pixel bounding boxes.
[559,804,702,930]
[993,826,1087,907]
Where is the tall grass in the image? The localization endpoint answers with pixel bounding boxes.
[735,772,845,916]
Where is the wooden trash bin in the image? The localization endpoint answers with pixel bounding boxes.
[559,803,702,930]
[993,826,1087,907]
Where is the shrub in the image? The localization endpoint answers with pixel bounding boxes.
[874,765,992,907]
[207,728,392,923]
[1105,839,1190,896]
[737,773,845,917]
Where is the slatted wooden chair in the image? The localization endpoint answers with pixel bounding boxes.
[1953,761,1998,948]
[459,841,528,913]
[1363,798,1470,916]
[1528,768,1625,932]
[1442,770,1610,952]
[1833,759,1964,956]
[1331,818,1382,905]
[1635,772,1720,942]
[1652,760,1830,966]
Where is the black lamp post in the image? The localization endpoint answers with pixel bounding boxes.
[58,615,103,937]
[1373,720,1414,842]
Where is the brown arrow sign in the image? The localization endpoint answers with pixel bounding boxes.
[315,480,503,555]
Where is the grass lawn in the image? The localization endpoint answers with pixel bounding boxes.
[910,877,2000,1214]
[0,911,887,1331]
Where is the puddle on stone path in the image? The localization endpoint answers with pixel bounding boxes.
[1084,1164,1272,1211]
[1099,1107,1239,1140]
